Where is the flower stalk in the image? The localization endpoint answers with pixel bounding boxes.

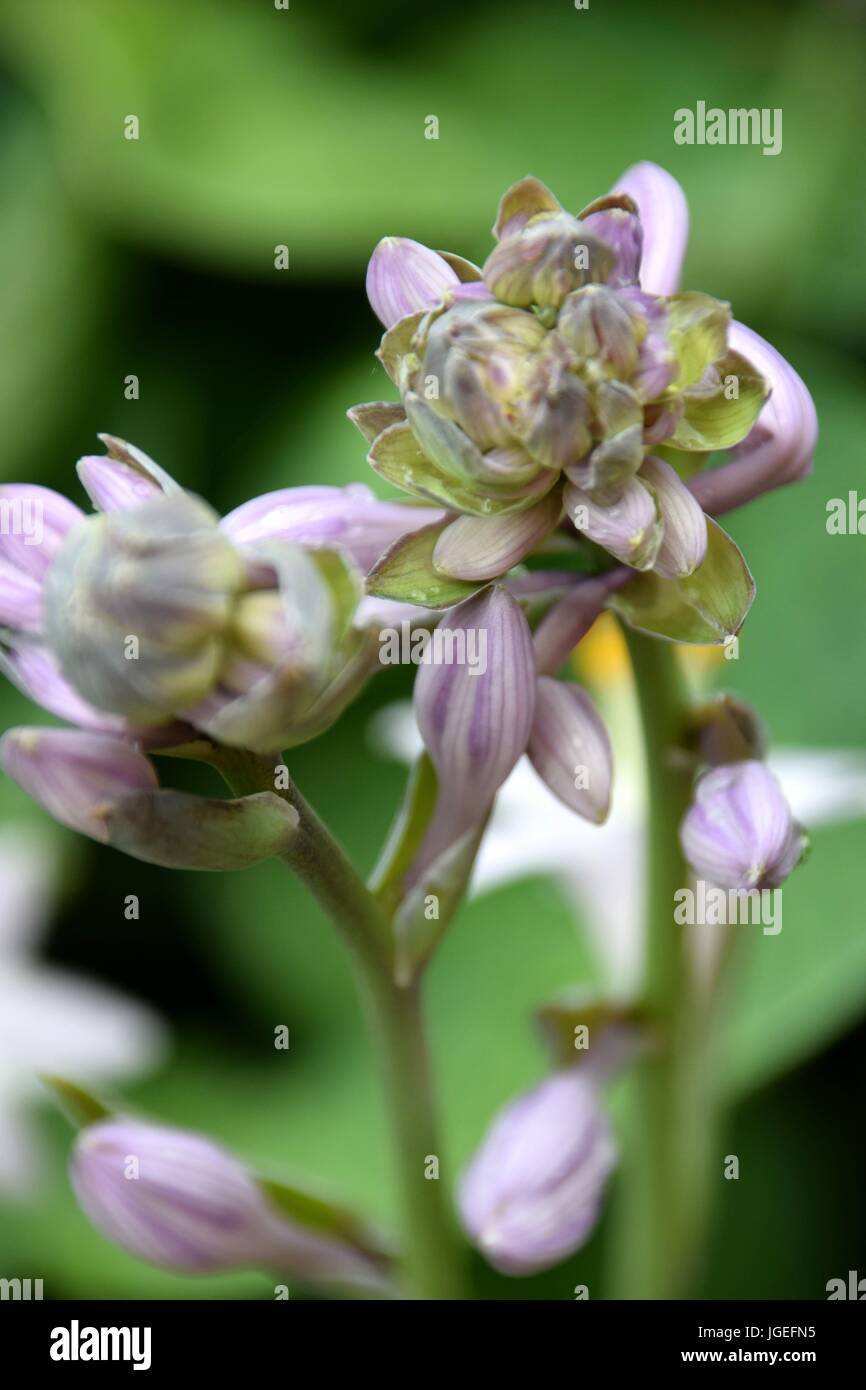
[217,747,464,1299]
[611,626,711,1299]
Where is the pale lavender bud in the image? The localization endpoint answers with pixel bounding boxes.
[432,492,561,581]
[564,476,662,570]
[71,1120,385,1287]
[366,236,460,329]
[0,557,43,633]
[579,193,643,288]
[76,455,165,513]
[458,1070,617,1276]
[413,586,536,856]
[527,677,613,823]
[688,322,817,516]
[680,760,807,890]
[639,454,708,578]
[0,484,84,581]
[0,641,130,732]
[612,161,689,296]
[0,728,157,841]
[221,483,440,573]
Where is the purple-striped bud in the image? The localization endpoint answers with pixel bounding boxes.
[432,493,561,581]
[527,677,613,823]
[366,236,460,329]
[458,1070,617,1275]
[0,728,157,841]
[221,483,438,573]
[680,760,807,890]
[564,475,662,570]
[413,586,536,856]
[71,1120,385,1287]
[639,454,708,578]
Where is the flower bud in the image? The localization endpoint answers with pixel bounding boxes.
[71,1119,386,1287]
[0,728,157,840]
[0,485,84,634]
[578,193,643,288]
[680,760,807,889]
[413,586,536,858]
[220,482,438,573]
[43,493,245,723]
[483,211,615,309]
[567,380,644,500]
[432,492,561,581]
[366,236,460,329]
[557,285,645,381]
[527,677,613,823]
[639,453,707,578]
[564,476,661,570]
[458,1070,617,1275]
[418,300,547,451]
[510,333,592,472]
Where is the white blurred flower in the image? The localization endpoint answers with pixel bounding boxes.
[0,827,166,1193]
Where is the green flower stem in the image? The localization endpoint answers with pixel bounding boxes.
[217,749,464,1300]
[612,628,713,1299]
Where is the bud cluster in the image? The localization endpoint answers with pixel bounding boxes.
[353,174,773,585]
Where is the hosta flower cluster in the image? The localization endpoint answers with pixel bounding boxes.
[353,169,774,588]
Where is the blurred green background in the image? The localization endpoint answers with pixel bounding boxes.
[0,0,865,1299]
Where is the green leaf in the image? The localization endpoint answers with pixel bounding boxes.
[366,520,483,608]
[610,518,755,644]
[664,293,731,394]
[41,1075,111,1128]
[671,351,769,450]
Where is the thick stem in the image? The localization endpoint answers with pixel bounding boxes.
[612,629,712,1299]
[218,749,464,1299]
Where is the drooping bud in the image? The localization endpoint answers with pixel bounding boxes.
[43,493,245,723]
[220,482,439,573]
[483,212,615,309]
[0,728,157,840]
[366,236,460,329]
[458,1070,617,1275]
[680,760,807,890]
[639,454,707,578]
[564,475,662,570]
[71,1119,388,1288]
[413,586,536,859]
[527,677,613,823]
